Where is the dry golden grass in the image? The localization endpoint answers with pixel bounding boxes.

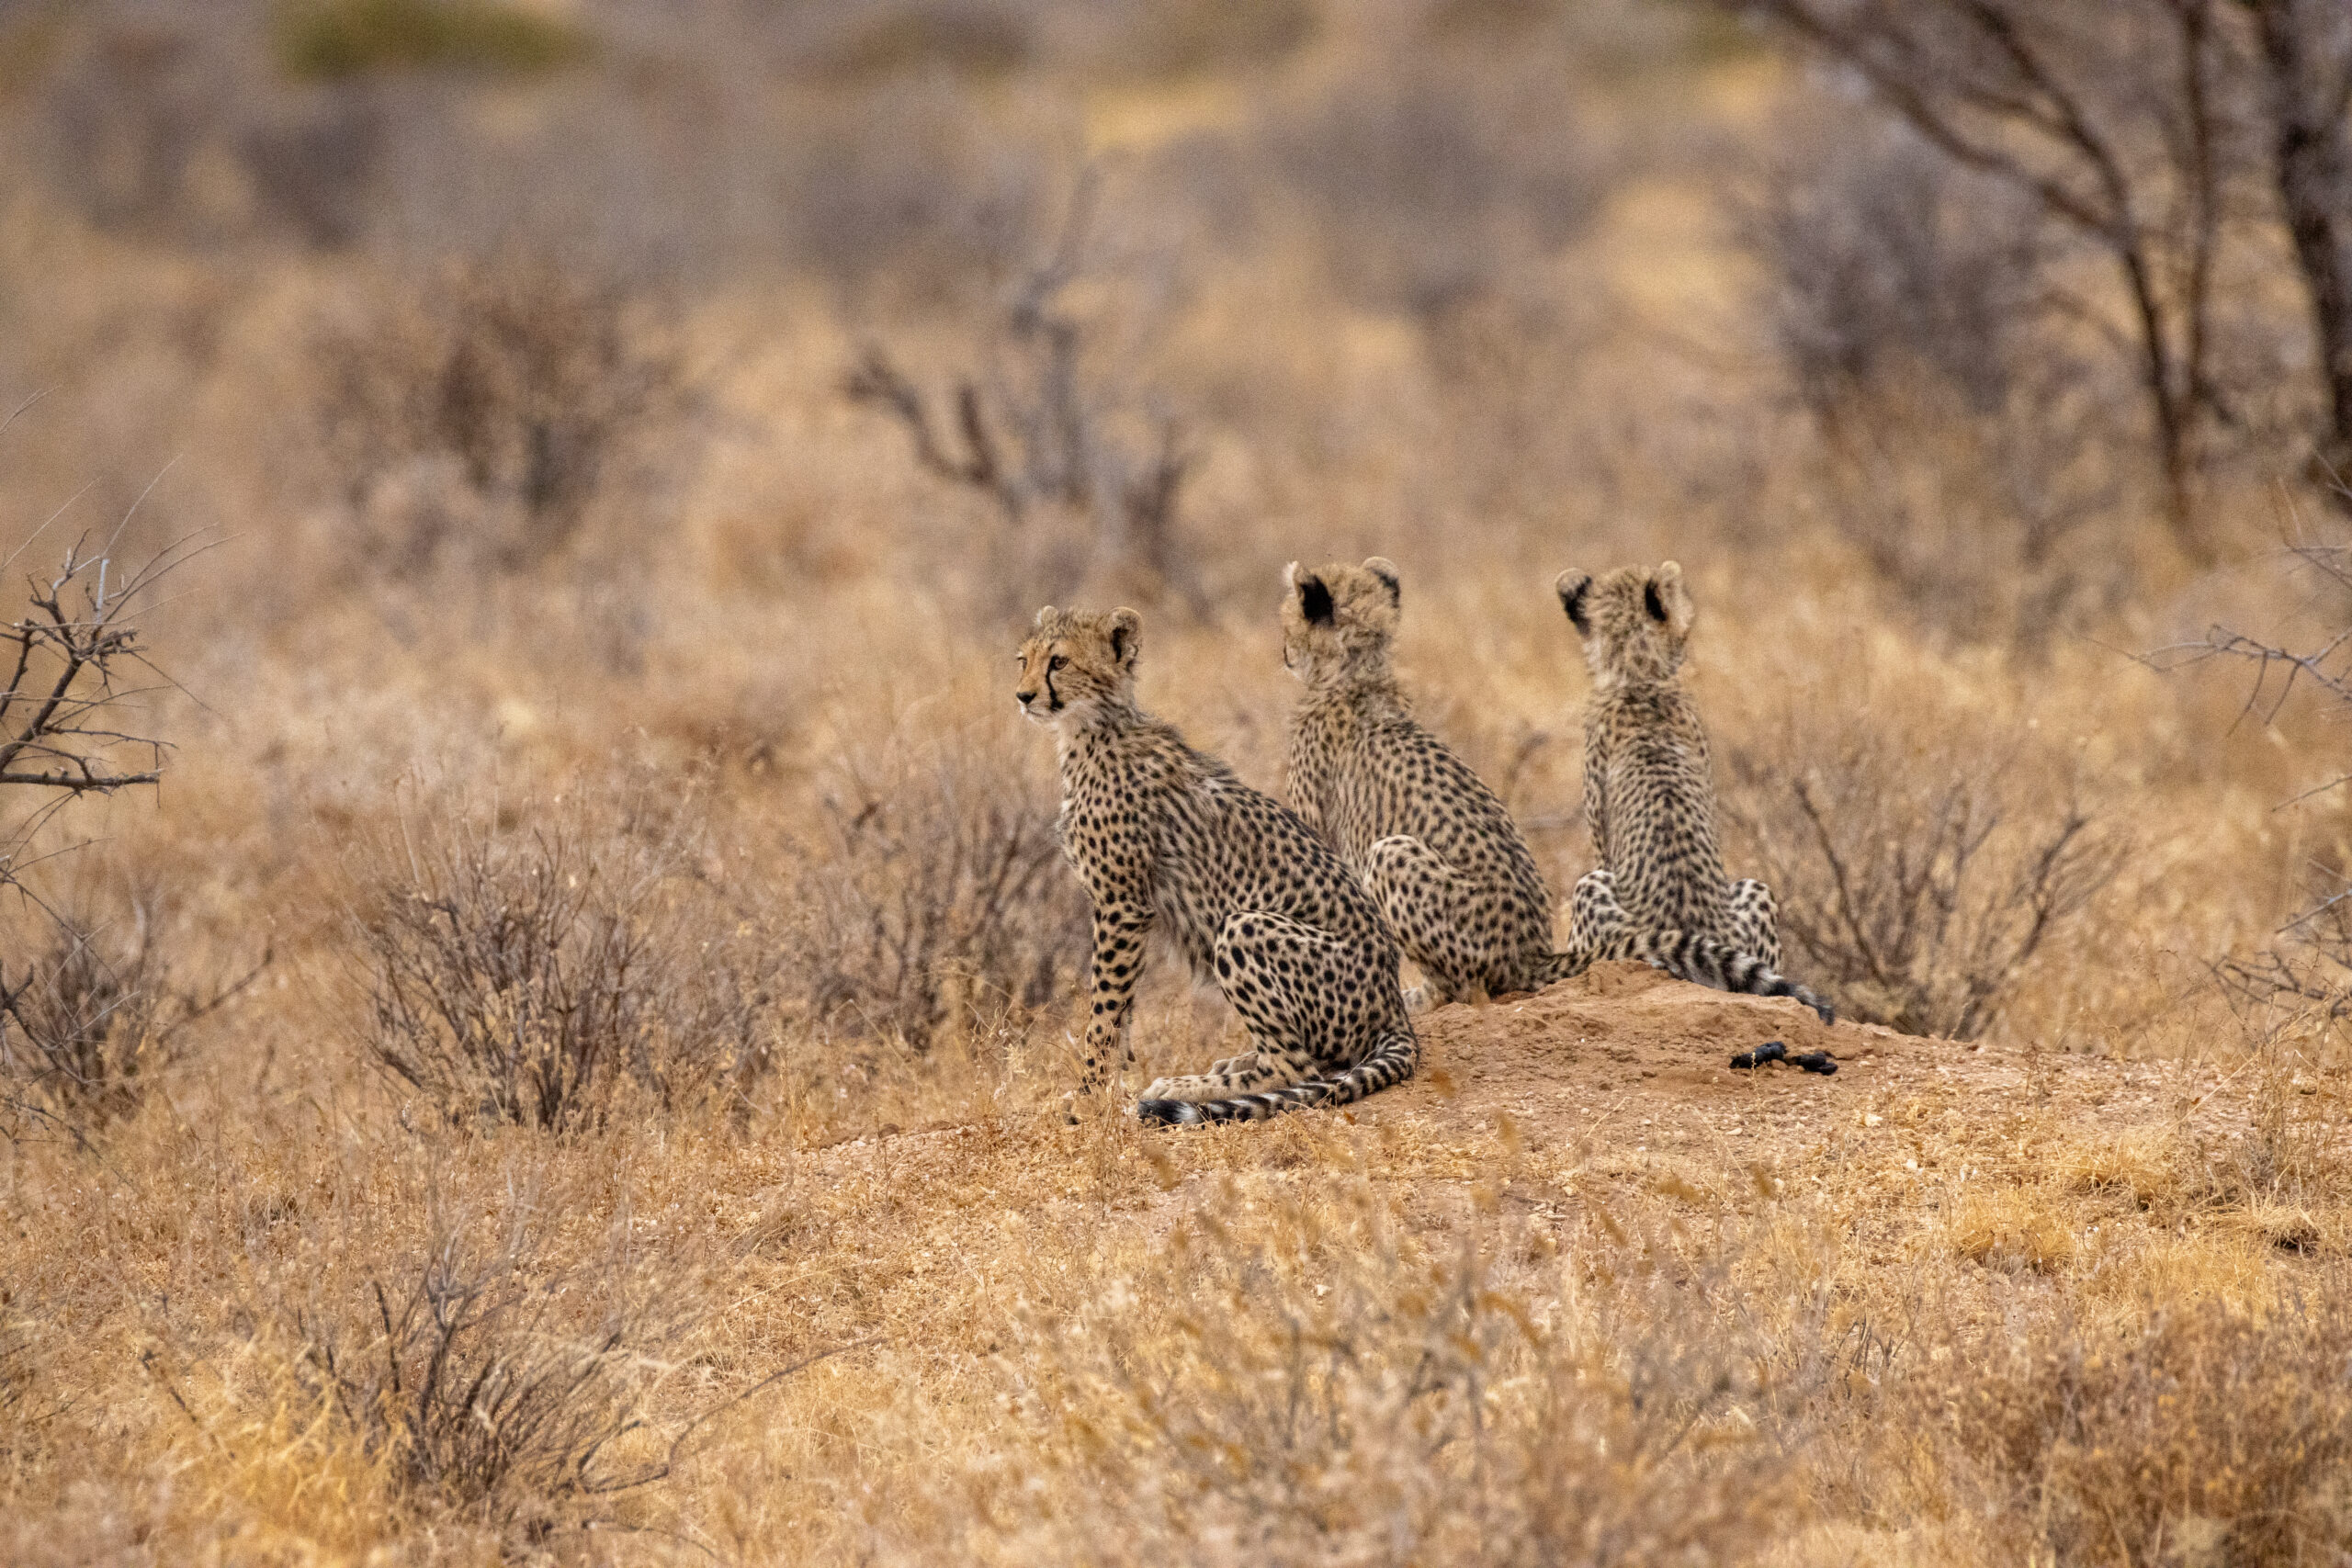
[7,9,2352,1564]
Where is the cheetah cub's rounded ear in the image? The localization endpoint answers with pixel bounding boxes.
[1554,570,1594,636]
[1108,605,1142,666]
[1646,562,1695,637]
[1363,557,1401,607]
[1034,605,1057,629]
[1283,560,1301,591]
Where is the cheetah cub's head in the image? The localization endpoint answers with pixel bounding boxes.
[1554,562,1695,690]
[1281,557,1402,687]
[1015,605,1142,728]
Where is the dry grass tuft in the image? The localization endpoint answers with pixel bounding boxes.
[939,1183,1799,1565]
[279,1201,693,1547]
[1925,1293,2352,1563]
[1943,1189,2077,1274]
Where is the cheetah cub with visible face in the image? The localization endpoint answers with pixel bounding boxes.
[1555,561,1824,1012]
[1015,604,1418,1125]
[1282,558,1832,1021]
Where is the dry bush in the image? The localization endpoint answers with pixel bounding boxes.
[2164,532,2352,1019]
[311,255,685,579]
[1912,1292,2352,1562]
[1743,115,2132,641]
[1269,61,1598,322]
[964,1187,1798,1565]
[0,898,260,1138]
[1723,719,2125,1038]
[349,786,775,1130]
[792,726,1086,1053]
[845,175,1200,606]
[0,491,238,1143]
[281,1201,710,1546]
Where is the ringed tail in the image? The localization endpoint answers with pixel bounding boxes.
[1543,931,1836,1025]
[1137,1028,1418,1127]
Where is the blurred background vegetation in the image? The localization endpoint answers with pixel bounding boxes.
[9,3,2352,1561]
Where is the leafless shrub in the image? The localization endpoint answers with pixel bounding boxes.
[1724,725,2125,1038]
[350,788,775,1130]
[791,730,1085,1053]
[2154,530,2352,1015]
[0,897,265,1140]
[1905,1291,2352,1562]
[2,431,221,1141]
[311,256,684,579]
[284,1201,813,1545]
[1742,115,2132,642]
[845,176,1198,604]
[1730,0,2272,553]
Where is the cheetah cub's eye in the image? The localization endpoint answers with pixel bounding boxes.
[1049,655,1068,671]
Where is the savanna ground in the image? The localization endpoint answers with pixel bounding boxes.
[7,1,2352,1562]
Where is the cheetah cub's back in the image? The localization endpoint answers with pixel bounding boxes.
[1281,557,1557,1009]
[1554,561,1801,987]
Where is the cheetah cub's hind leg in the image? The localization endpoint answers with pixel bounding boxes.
[1724,878,1782,971]
[1565,867,1629,953]
[1361,834,1487,1015]
[1141,911,1339,1105]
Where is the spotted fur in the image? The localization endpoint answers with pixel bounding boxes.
[1015,604,1418,1126]
[1283,558,1832,1022]
[1282,558,1553,1009]
[1555,562,1833,1022]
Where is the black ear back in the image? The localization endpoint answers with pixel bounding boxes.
[1110,624,1131,662]
[1367,561,1400,607]
[1300,577,1334,625]
[1644,580,1668,623]
[1559,577,1591,634]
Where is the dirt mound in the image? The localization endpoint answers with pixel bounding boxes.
[1359,961,1921,1139]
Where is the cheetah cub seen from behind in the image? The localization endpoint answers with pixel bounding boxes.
[1555,560,1831,1021]
[1282,558,1554,1010]
[1282,558,1832,1022]
[1015,604,1419,1126]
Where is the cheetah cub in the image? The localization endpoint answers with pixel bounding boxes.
[1283,558,1831,1021]
[1282,558,1554,1009]
[1555,561,1828,1017]
[1015,604,1418,1125]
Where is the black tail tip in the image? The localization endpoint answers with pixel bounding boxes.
[1731,1040,1788,1070]
[1138,1098,1204,1126]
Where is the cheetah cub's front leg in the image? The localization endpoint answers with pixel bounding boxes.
[1142,911,1337,1103]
